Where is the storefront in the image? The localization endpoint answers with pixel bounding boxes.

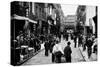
[11,15,37,66]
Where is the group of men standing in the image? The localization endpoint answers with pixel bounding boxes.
[44,34,72,63]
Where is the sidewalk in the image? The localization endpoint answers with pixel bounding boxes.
[79,46,97,62]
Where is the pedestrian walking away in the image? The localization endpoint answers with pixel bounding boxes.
[52,41,64,63]
[44,40,50,56]
[64,42,72,62]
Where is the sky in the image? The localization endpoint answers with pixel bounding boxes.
[61,4,78,16]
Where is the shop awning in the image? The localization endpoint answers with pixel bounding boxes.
[12,14,37,24]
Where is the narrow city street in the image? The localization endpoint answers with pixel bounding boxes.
[23,36,85,65]
[11,2,98,66]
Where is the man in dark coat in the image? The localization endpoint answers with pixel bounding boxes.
[78,34,83,47]
[32,38,37,52]
[44,40,50,56]
[73,32,77,48]
[86,37,93,58]
[50,40,55,53]
[65,34,69,41]
[74,36,77,48]
[64,42,72,62]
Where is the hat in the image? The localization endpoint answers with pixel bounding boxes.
[67,42,71,45]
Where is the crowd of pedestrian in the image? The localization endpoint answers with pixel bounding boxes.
[43,32,72,63]
[72,32,97,59]
[11,30,97,64]
[43,30,97,63]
